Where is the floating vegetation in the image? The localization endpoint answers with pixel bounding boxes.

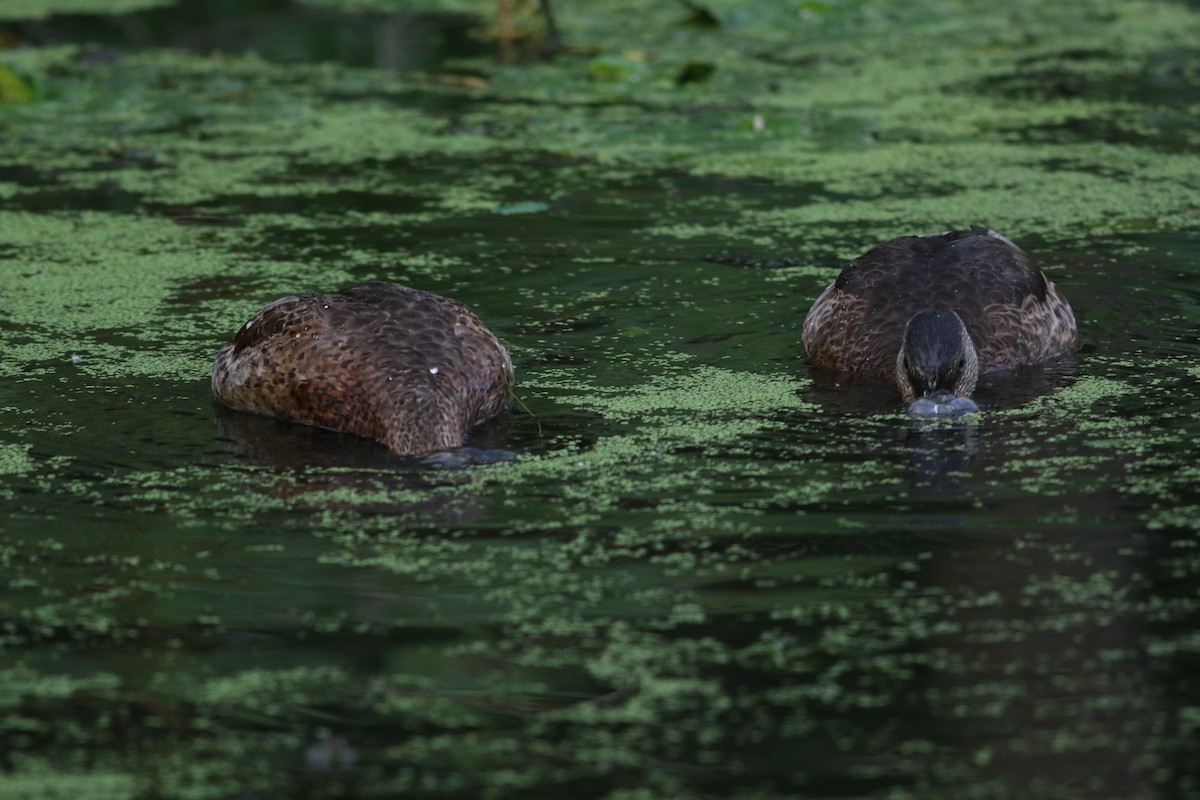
[1,0,1199,797]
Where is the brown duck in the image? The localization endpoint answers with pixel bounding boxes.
[212,282,513,454]
[802,227,1077,415]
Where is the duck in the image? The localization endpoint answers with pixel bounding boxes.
[802,227,1077,415]
[212,282,514,455]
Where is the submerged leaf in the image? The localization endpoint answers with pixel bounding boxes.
[587,54,649,82]
[0,64,35,102]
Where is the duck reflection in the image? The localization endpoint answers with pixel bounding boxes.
[213,404,514,471]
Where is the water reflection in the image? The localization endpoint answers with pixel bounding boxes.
[214,405,397,469]
[213,405,514,469]
[906,417,979,492]
[211,406,517,528]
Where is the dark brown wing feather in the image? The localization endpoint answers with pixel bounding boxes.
[212,282,513,455]
[802,228,1077,378]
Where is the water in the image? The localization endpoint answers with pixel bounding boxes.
[2,2,1199,798]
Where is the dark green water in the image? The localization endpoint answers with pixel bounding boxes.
[2,1,1200,798]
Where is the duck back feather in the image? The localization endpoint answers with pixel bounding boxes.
[802,227,1077,383]
[212,282,513,455]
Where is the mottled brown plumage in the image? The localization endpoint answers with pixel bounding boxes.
[212,282,513,455]
[802,227,1078,402]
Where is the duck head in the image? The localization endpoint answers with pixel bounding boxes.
[895,309,980,417]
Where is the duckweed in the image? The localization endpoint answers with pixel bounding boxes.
[2,0,1200,798]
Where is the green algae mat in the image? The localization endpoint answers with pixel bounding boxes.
[2,1,1200,798]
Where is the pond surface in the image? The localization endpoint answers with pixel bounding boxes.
[2,1,1200,798]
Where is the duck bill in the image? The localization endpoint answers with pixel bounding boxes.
[907,390,979,419]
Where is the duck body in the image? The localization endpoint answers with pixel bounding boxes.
[212,282,513,455]
[802,227,1077,408]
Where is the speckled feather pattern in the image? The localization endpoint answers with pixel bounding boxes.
[803,228,1077,383]
[212,282,513,455]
